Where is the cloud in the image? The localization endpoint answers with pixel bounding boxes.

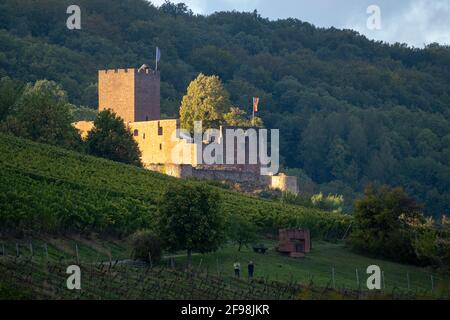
[346,0,450,47]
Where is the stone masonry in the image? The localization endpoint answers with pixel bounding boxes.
[74,66,298,194]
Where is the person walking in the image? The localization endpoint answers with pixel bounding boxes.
[248,261,254,279]
[233,261,241,278]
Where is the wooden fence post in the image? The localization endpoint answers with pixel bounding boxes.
[44,244,49,261]
[75,244,80,264]
[406,272,410,290]
[332,266,336,289]
[216,257,220,276]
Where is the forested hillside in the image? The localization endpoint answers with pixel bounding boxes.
[1,0,449,216]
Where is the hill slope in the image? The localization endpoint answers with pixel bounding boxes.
[0,133,350,236]
[0,0,449,215]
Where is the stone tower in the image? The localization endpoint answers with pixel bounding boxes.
[98,67,160,123]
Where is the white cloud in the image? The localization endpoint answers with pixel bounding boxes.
[346,0,450,47]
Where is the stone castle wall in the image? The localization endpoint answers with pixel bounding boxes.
[128,119,197,166]
[98,69,135,123]
[74,67,299,195]
[271,174,299,194]
[135,70,160,121]
[98,68,160,123]
[74,121,94,139]
[144,163,298,194]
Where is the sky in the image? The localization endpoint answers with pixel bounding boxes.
[150,0,450,48]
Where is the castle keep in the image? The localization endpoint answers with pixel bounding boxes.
[98,68,160,122]
[75,66,298,194]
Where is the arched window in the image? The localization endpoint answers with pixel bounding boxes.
[133,129,139,137]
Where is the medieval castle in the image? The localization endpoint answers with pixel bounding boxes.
[75,66,298,194]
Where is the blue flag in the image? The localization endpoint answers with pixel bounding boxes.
[156,47,161,63]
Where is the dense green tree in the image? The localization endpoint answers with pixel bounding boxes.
[86,109,142,166]
[189,45,237,80]
[227,213,258,251]
[223,107,263,127]
[159,1,193,16]
[157,183,225,267]
[1,80,81,150]
[180,74,232,132]
[349,185,424,263]
[128,230,162,264]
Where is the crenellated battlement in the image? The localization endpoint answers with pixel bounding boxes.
[99,68,132,74]
[98,66,160,123]
[99,68,159,76]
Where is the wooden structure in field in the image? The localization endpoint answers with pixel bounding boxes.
[277,228,311,258]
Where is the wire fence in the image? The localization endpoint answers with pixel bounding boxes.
[0,241,448,300]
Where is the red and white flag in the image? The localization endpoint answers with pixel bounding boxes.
[253,97,260,113]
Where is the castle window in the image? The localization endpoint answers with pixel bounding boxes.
[158,121,163,136]
[133,129,139,137]
[143,133,146,139]
[159,143,162,150]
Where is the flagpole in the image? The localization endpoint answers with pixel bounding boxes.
[155,47,159,71]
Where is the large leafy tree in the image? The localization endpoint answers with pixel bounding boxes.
[86,109,142,166]
[226,213,258,251]
[223,107,263,128]
[157,183,225,267]
[180,74,232,132]
[349,185,424,264]
[1,80,81,150]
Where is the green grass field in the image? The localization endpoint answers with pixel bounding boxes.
[1,237,448,297]
[175,240,448,293]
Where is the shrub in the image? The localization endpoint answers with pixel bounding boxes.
[227,213,259,251]
[86,109,142,167]
[128,230,162,264]
[348,185,423,264]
